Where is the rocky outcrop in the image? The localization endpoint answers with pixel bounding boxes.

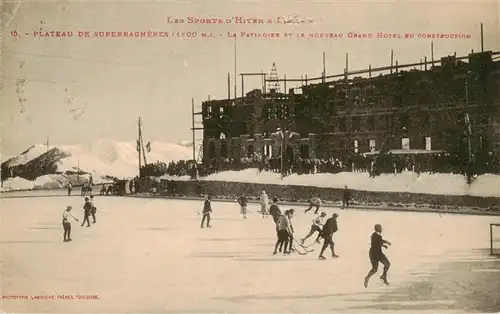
[2,148,75,180]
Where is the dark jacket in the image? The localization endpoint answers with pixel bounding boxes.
[269,204,281,219]
[323,217,338,235]
[238,196,248,207]
[83,202,92,215]
[343,189,350,200]
[202,200,212,213]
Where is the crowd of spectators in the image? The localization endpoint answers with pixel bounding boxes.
[139,151,500,181]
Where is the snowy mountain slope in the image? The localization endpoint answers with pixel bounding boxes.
[1,139,193,180]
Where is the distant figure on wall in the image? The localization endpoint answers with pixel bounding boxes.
[342,186,350,210]
[129,181,134,194]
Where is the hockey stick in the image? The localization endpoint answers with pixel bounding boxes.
[293,239,315,253]
[303,241,320,249]
[292,245,314,255]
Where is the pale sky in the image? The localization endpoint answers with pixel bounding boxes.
[1,0,499,156]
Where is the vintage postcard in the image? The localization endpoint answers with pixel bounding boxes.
[1,0,499,313]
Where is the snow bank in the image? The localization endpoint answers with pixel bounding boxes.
[33,174,67,189]
[170,169,499,198]
[0,177,35,192]
[468,174,500,197]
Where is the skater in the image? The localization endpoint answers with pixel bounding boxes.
[273,209,294,255]
[269,198,282,232]
[260,190,269,218]
[81,197,92,227]
[285,209,296,253]
[318,213,339,260]
[364,224,392,287]
[238,193,248,219]
[201,195,212,228]
[90,195,97,223]
[67,182,72,196]
[81,183,86,197]
[62,205,79,242]
[301,212,327,245]
[342,185,350,209]
[304,195,322,214]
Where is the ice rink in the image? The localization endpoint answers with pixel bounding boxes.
[1,193,499,313]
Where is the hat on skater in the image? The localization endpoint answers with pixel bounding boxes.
[332,213,339,217]
[66,205,72,210]
[272,197,278,203]
[320,212,327,216]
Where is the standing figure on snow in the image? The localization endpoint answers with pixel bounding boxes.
[364,224,392,287]
[318,213,339,260]
[200,195,212,228]
[301,212,327,245]
[273,209,294,255]
[81,197,92,227]
[67,182,72,196]
[260,190,269,218]
[304,195,322,214]
[90,195,97,223]
[62,205,79,242]
[285,209,296,253]
[342,185,351,210]
[269,198,282,246]
[237,193,248,219]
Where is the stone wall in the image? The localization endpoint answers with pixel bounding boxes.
[160,179,500,209]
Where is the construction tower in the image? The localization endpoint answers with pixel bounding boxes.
[267,62,281,93]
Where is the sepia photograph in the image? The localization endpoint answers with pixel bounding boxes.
[1,0,500,313]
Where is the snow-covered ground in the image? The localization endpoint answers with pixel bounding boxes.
[4,168,500,198]
[1,195,499,313]
[162,169,500,198]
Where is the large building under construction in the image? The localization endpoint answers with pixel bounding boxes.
[198,48,500,165]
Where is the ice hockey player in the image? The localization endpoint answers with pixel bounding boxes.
[237,193,248,219]
[201,195,212,228]
[364,224,392,287]
[260,190,269,218]
[62,205,79,242]
[301,212,327,245]
[273,209,294,255]
[81,197,92,227]
[318,213,339,260]
[304,195,322,214]
[269,198,282,231]
[342,185,350,209]
[89,195,97,223]
[285,209,296,253]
